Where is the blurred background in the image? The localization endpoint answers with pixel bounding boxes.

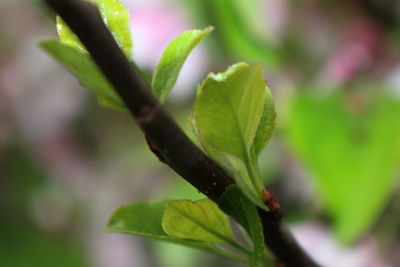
[1,0,400,266]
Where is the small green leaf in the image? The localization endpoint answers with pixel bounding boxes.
[108,201,167,238]
[162,199,235,244]
[252,87,276,156]
[193,63,267,208]
[57,0,133,58]
[151,27,213,102]
[108,201,247,263]
[40,40,124,110]
[218,185,266,267]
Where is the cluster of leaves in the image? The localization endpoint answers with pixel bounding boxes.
[41,0,276,266]
[191,63,275,208]
[41,0,130,110]
[108,186,268,266]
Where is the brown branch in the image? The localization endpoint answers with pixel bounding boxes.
[42,0,319,266]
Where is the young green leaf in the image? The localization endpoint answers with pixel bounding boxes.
[42,0,132,110]
[108,201,247,263]
[151,27,214,102]
[108,201,167,238]
[218,185,267,267]
[162,199,235,244]
[252,87,276,156]
[40,40,124,110]
[193,63,267,208]
[57,0,133,58]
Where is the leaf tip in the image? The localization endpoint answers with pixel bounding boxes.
[203,26,215,33]
[106,204,127,229]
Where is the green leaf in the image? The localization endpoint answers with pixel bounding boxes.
[162,199,235,244]
[286,90,400,243]
[40,40,124,110]
[108,201,167,238]
[191,0,280,67]
[57,0,133,58]
[193,63,267,208]
[252,87,276,156]
[43,0,131,110]
[218,185,266,267]
[108,201,247,263]
[151,27,214,102]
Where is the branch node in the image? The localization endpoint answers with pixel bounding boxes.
[136,105,160,125]
[263,189,281,212]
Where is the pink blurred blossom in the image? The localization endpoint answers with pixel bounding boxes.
[264,0,290,37]
[127,3,189,68]
[293,222,389,267]
[322,18,383,85]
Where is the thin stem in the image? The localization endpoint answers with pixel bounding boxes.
[243,149,264,201]
[225,238,253,256]
[210,244,249,264]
